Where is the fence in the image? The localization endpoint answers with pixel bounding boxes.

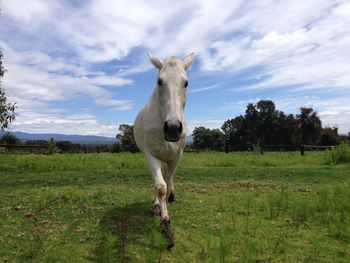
[0,143,339,155]
[299,144,336,156]
[187,143,337,154]
[262,144,336,156]
[0,144,48,154]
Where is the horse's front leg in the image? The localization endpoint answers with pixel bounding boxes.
[166,158,180,203]
[152,192,161,216]
[146,151,174,248]
[145,151,169,221]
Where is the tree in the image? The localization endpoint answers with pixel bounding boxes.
[223,100,293,151]
[320,126,340,146]
[0,51,16,130]
[0,53,5,78]
[256,100,279,145]
[109,142,122,153]
[0,132,21,145]
[297,107,322,145]
[276,112,299,146]
[47,137,59,155]
[222,100,301,151]
[192,126,225,151]
[116,124,139,152]
[193,126,212,150]
[209,129,225,151]
[243,104,259,147]
[56,141,81,153]
[221,116,246,151]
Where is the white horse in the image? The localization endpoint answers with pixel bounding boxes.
[133,52,194,247]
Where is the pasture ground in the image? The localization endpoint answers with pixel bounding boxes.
[0,152,349,262]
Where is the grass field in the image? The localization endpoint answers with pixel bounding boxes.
[0,152,349,262]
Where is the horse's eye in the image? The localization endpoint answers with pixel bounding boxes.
[184,80,188,88]
[157,78,163,86]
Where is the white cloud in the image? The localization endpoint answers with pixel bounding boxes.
[3,0,350,77]
[225,1,350,92]
[187,119,225,133]
[3,0,350,83]
[1,41,133,135]
[188,84,220,94]
[9,112,119,137]
[1,44,133,111]
[2,0,53,25]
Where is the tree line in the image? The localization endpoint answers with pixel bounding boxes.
[1,101,348,154]
[192,100,348,152]
[115,105,349,153]
[0,132,118,154]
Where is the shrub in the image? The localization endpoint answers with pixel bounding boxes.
[325,142,350,164]
[47,138,59,155]
[0,132,21,145]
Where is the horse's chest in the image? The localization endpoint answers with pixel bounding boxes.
[146,133,184,162]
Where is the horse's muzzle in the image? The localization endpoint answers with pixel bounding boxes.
[164,121,183,142]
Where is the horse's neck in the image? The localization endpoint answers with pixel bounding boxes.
[147,88,159,112]
[144,88,162,128]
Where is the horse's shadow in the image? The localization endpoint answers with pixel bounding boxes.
[95,201,160,262]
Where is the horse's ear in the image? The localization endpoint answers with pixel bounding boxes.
[147,52,163,69]
[182,52,194,70]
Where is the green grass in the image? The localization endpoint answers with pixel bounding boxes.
[325,142,350,165]
[0,152,349,262]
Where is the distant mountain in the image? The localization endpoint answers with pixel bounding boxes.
[0,131,116,145]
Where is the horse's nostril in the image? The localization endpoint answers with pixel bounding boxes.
[164,121,170,132]
[178,122,183,134]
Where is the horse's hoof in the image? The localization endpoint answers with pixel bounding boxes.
[160,220,174,249]
[150,204,161,217]
[168,192,175,203]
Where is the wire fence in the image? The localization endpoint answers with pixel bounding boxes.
[0,144,48,154]
[0,143,339,155]
[184,143,339,156]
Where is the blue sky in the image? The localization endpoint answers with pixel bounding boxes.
[1,0,350,137]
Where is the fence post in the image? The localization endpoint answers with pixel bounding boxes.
[300,145,304,156]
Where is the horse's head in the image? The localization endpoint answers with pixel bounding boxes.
[148,52,194,142]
